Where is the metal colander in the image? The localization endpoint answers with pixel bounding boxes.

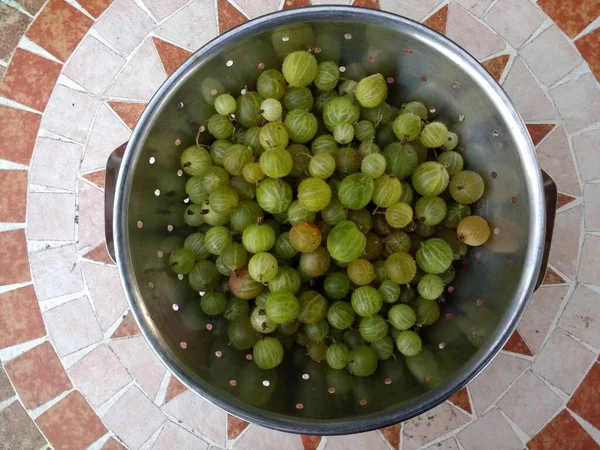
[105,6,556,435]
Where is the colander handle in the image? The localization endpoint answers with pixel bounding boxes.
[104,142,128,263]
[535,170,557,291]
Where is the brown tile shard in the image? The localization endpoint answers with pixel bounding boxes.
[526,124,555,147]
[0,3,31,61]
[83,240,115,265]
[543,267,566,285]
[0,401,47,449]
[352,0,379,8]
[503,330,534,356]
[422,5,448,35]
[528,409,599,450]
[576,28,600,83]
[152,37,193,76]
[102,437,127,449]
[78,0,113,18]
[0,170,28,223]
[0,285,45,350]
[538,0,600,39]
[108,101,146,130]
[380,423,400,449]
[111,313,141,339]
[557,193,576,209]
[227,414,250,440]
[481,54,510,82]
[568,362,600,430]
[0,229,31,286]
[449,387,472,414]
[83,170,106,190]
[0,105,41,165]
[164,375,188,404]
[217,0,248,34]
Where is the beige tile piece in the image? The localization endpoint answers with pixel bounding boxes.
[468,352,530,414]
[29,137,82,191]
[81,261,128,332]
[235,0,280,18]
[532,328,596,395]
[502,58,559,122]
[43,296,103,357]
[26,192,76,241]
[109,335,166,400]
[29,244,84,301]
[94,0,155,56]
[497,370,563,436]
[484,0,546,49]
[68,344,132,407]
[520,25,583,87]
[550,73,600,134]
[572,129,600,183]
[153,421,210,450]
[63,36,125,97]
[78,180,105,251]
[103,385,166,450]
[536,125,581,196]
[162,390,227,447]
[155,0,218,51]
[105,39,167,102]
[424,437,460,450]
[584,183,600,232]
[558,284,600,349]
[454,0,493,17]
[140,0,188,22]
[324,431,389,450]
[233,425,303,450]
[402,402,471,450]
[518,285,570,353]
[578,234,600,286]
[457,408,522,450]
[446,2,505,60]
[379,0,443,21]
[41,85,98,143]
[548,206,582,279]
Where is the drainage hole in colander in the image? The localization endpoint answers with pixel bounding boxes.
[368,55,375,62]
[282,36,290,42]
[328,387,336,394]
[384,378,392,385]
[339,66,346,73]
[295,403,304,410]
[257,62,265,70]
[167,224,174,232]
[149,282,155,289]
[136,220,143,229]
[157,251,163,258]
[175,139,181,146]
[452,81,460,88]
[359,399,368,406]
[177,274,184,280]
[149,157,156,164]
[438,342,446,350]
[344,33,352,40]
[172,303,179,311]
[229,380,237,387]
[226,60,233,67]
[262,380,270,387]
[215,351,223,358]
[459,114,465,122]
[154,189,160,197]
[493,227,500,235]
[180,342,187,349]
[302,373,310,380]
[184,197,190,204]
[177,169,183,177]
[492,130,499,137]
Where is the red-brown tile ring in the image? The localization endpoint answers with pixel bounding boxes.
[0,106,41,165]
[108,101,146,130]
[0,230,31,286]
[542,267,566,285]
[77,0,113,18]
[353,0,379,9]
[481,54,510,82]
[537,0,600,39]
[568,362,600,430]
[527,409,599,450]
[0,3,31,61]
[0,170,28,223]
[227,414,249,440]
[503,330,534,356]
[164,375,187,404]
[152,37,193,76]
[0,285,45,350]
[380,423,401,449]
[526,124,555,147]
[101,437,127,450]
[217,0,248,34]
[422,5,448,35]
[449,387,473,414]
[575,28,600,82]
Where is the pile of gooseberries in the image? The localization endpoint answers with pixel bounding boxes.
[170,50,491,379]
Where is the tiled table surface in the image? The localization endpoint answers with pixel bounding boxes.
[0,0,599,449]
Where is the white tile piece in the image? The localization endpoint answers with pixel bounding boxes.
[502,58,559,122]
[109,335,166,400]
[453,0,493,18]
[104,385,167,450]
[81,261,128,332]
[63,36,126,97]
[29,137,82,192]
[43,296,103,357]
[468,353,529,415]
[233,425,303,450]
[324,431,389,450]
[550,73,600,134]
[424,437,460,450]
[446,3,505,60]
[548,206,582,279]
[26,192,76,241]
[235,0,279,18]
[484,0,546,49]
[578,234,600,286]
[141,0,189,22]
[105,39,167,102]
[29,244,84,301]
[532,328,596,395]
[67,344,132,407]
[584,183,600,232]
[497,371,562,436]
[379,0,443,21]
[402,402,471,450]
[457,408,522,450]
[78,180,105,251]
[94,0,156,57]
[153,421,209,450]
[536,125,581,196]
[162,390,226,446]
[558,284,600,350]
[572,129,600,183]
[520,25,583,87]
[154,0,218,51]
[518,285,570,353]
[41,85,98,143]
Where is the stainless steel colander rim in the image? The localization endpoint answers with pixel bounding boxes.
[113,6,545,435]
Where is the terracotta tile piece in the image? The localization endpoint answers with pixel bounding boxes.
[0,170,27,223]
[542,267,566,285]
[557,193,576,209]
[227,414,250,440]
[379,423,400,449]
[0,400,47,449]
[78,0,113,18]
[152,37,193,76]
[83,170,106,190]
[217,0,248,34]
[5,341,72,409]
[527,409,599,450]
[576,28,600,82]
[102,437,127,449]
[422,5,448,35]
[83,241,115,265]
[0,3,31,61]
[283,0,312,8]
[0,285,45,350]
[568,361,600,429]
[503,330,534,356]
[352,0,379,8]
[0,365,14,403]
[0,106,41,165]
[27,0,93,62]
[0,229,30,286]
[36,390,107,450]
[108,101,146,130]
[481,54,509,82]
[164,375,187,403]
[0,49,62,111]
[16,0,47,15]
[448,387,472,413]
[537,0,600,39]
[111,313,141,339]
[526,124,555,147]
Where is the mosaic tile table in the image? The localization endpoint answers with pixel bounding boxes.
[0,0,599,448]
